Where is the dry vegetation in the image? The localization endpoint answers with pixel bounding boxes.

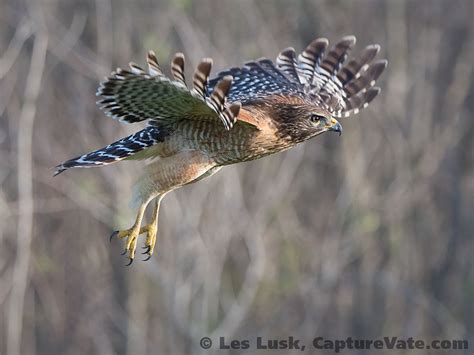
[0,0,473,354]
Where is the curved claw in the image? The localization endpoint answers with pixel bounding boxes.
[143,254,152,262]
[121,249,128,256]
[141,246,151,255]
[110,231,119,242]
[125,258,134,266]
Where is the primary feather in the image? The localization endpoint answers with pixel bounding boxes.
[59,36,386,174]
[208,35,386,118]
[96,53,241,130]
[55,35,387,265]
[96,36,385,131]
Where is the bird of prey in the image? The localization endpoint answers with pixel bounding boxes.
[55,35,387,265]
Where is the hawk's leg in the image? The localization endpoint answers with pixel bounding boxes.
[110,201,149,265]
[140,195,163,260]
[112,150,216,264]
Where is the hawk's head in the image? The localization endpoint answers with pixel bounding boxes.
[270,99,342,144]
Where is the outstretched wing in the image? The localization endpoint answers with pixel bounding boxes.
[207,59,301,103]
[278,35,387,117]
[97,52,241,130]
[208,36,387,118]
[98,36,386,131]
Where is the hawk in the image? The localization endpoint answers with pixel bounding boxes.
[55,35,387,264]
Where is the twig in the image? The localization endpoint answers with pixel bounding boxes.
[6,30,48,355]
[0,19,32,79]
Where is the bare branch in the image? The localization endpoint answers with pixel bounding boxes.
[7,30,48,355]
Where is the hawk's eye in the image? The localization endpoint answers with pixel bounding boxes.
[310,114,325,122]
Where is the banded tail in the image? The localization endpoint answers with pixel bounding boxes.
[54,126,165,176]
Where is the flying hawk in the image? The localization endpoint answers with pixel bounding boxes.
[55,35,387,264]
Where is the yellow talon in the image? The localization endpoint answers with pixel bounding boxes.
[141,197,161,259]
[110,195,163,263]
[112,225,141,261]
[146,226,157,256]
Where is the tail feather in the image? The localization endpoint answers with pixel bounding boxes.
[54,126,166,176]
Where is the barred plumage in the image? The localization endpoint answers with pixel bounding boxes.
[96,54,241,129]
[55,35,387,263]
[297,38,328,85]
[54,127,166,175]
[276,48,301,84]
[170,53,186,86]
[209,35,387,118]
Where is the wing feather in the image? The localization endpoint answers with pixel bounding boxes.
[297,38,328,85]
[96,54,242,130]
[98,36,386,129]
[341,87,381,117]
[337,44,380,85]
[171,52,186,86]
[208,35,386,119]
[295,36,386,117]
[207,59,300,103]
[343,59,387,98]
[276,47,301,84]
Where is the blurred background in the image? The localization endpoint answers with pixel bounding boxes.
[0,0,473,354]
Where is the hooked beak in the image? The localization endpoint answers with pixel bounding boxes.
[328,118,342,136]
